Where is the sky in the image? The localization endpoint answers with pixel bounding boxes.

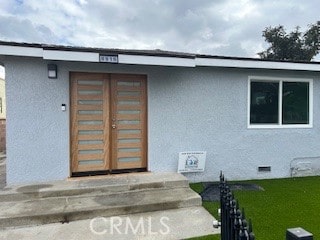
[0,0,319,78]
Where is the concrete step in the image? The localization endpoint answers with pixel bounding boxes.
[0,206,219,240]
[0,186,201,229]
[0,152,5,161]
[0,172,188,202]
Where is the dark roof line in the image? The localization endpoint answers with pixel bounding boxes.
[196,54,320,65]
[0,41,195,59]
[0,40,320,65]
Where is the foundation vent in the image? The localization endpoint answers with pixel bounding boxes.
[258,166,271,172]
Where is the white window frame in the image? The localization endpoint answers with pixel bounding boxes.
[247,76,313,129]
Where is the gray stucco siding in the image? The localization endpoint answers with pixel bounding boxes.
[2,56,320,184]
[4,57,70,184]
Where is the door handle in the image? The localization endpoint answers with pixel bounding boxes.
[112,124,116,129]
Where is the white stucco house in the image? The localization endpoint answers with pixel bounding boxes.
[0,41,319,185]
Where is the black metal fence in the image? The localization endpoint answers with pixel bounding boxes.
[219,172,255,240]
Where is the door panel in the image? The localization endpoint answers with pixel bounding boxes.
[70,72,147,174]
[111,74,147,170]
[70,73,110,173]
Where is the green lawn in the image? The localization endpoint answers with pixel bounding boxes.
[189,176,320,240]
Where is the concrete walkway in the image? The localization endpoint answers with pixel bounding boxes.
[0,206,219,240]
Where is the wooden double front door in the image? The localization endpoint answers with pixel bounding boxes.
[70,72,147,174]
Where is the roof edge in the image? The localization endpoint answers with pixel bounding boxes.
[0,40,319,70]
[196,54,320,65]
[0,41,195,59]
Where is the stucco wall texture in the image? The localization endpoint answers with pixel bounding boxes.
[2,56,320,184]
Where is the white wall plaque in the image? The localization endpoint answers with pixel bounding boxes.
[178,151,206,173]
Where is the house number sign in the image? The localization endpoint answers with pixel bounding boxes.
[99,54,118,63]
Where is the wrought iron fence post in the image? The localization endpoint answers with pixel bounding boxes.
[239,209,249,240]
[234,206,241,239]
[220,172,226,240]
[248,219,255,240]
[219,172,255,240]
[226,188,232,240]
[230,197,236,240]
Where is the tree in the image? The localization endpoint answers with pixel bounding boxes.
[258,22,320,61]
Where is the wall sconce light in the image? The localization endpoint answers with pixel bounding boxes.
[48,64,57,79]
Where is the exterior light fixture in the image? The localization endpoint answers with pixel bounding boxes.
[48,64,57,79]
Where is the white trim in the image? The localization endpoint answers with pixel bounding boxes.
[247,76,313,129]
[196,57,320,72]
[279,81,283,125]
[309,79,314,127]
[248,75,313,82]
[0,45,43,57]
[43,50,99,62]
[248,124,313,129]
[0,43,320,70]
[247,78,251,128]
[118,54,195,67]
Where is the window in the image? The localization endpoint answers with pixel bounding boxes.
[248,76,312,128]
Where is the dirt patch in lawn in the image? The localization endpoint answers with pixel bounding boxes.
[200,182,264,202]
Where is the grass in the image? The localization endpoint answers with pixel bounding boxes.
[189,176,320,240]
[233,176,320,240]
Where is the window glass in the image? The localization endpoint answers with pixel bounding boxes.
[282,82,309,124]
[250,82,279,124]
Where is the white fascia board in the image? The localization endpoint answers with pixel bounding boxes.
[196,57,320,72]
[43,50,99,62]
[0,45,43,57]
[119,54,195,67]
